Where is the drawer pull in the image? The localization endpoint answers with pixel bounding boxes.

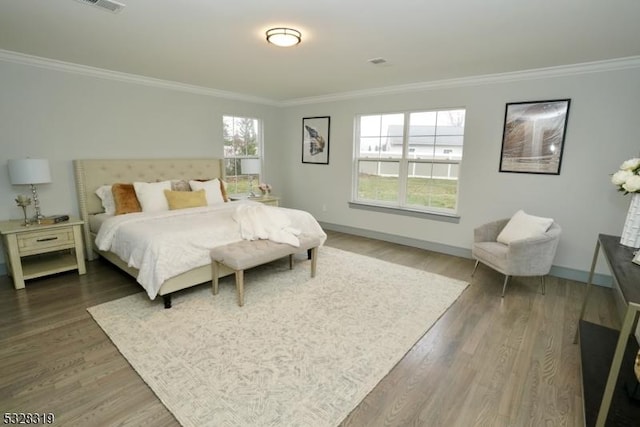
[36,237,58,242]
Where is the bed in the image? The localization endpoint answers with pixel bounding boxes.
[73,158,326,308]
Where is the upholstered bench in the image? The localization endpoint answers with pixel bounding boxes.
[210,235,322,306]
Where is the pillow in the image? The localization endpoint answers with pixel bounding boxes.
[95,185,115,215]
[219,179,229,202]
[112,183,142,215]
[133,180,172,212]
[497,210,554,244]
[170,179,191,192]
[189,178,226,205]
[164,189,207,210]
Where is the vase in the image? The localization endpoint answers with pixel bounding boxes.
[620,193,640,248]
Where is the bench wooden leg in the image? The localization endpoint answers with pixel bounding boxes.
[235,269,244,307]
[212,261,219,295]
[310,247,317,278]
[289,254,293,270]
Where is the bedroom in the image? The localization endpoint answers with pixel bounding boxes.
[1,1,640,426]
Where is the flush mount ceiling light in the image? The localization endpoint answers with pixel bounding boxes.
[266,28,302,47]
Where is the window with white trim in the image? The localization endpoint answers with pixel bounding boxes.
[223,115,263,195]
[353,109,465,214]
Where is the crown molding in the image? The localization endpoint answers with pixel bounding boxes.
[2,49,639,108]
[281,56,640,106]
[0,49,279,106]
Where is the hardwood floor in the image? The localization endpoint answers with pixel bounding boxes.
[0,230,620,426]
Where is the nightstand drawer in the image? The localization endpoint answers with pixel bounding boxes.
[17,227,75,256]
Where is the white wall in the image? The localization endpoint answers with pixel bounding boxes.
[277,66,640,279]
[0,59,282,270]
[2,57,639,282]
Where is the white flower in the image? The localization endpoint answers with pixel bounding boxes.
[612,157,640,194]
[612,170,633,185]
[622,175,640,193]
[620,158,640,171]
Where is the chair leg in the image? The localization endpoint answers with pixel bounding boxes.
[310,247,318,278]
[471,260,479,277]
[501,275,510,298]
[212,261,219,295]
[540,276,546,295]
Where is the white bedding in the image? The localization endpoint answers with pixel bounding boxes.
[95,201,327,299]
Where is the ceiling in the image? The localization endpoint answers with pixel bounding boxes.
[1,0,640,103]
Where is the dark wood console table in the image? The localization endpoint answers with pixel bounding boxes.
[576,234,640,426]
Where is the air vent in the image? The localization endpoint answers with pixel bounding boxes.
[368,57,387,65]
[74,0,126,13]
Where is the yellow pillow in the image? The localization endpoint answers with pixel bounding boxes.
[164,189,207,210]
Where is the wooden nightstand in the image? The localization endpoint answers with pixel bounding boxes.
[0,217,86,290]
[249,195,280,207]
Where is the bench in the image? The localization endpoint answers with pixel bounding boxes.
[210,235,322,306]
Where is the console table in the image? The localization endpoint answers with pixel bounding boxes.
[576,234,640,426]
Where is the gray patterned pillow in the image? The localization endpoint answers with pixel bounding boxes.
[171,179,191,192]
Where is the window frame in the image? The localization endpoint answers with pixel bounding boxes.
[352,108,465,216]
[222,115,264,196]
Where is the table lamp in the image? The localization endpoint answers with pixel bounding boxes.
[240,158,261,197]
[8,158,52,224]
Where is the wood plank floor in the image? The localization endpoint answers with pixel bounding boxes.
[0,230,620,426]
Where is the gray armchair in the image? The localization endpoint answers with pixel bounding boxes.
[471,218,561,297]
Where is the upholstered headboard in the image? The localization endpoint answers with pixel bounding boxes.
[73,158,224,259]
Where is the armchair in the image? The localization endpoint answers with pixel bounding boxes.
[471,218,561,297]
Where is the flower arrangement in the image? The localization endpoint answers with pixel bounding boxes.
[15,194,31,207]
[257,182,272,195]
[611,158,640,194]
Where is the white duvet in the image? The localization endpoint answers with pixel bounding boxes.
[95,201,327,300]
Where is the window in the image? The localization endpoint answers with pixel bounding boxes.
[353,108,465,214]
[223,115,262,195]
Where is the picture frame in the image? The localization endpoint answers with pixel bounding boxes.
[499,99,571,175]
[302,116,330,165]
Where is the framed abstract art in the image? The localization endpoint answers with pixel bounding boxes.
[302,116,330,165]
[499,99,571,175]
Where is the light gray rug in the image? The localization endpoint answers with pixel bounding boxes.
[88,246,468,427]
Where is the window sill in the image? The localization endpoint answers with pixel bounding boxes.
[348,201,460,223]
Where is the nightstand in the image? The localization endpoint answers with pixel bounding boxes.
[249,195,280,207]
[0,217,86,290]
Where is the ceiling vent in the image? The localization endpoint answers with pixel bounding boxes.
[74,0,126,13]
[368,57,388,65]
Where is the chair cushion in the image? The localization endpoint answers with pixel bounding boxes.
[497,210,553,244]
[472,242,509,272]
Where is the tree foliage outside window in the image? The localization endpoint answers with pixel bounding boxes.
[353,109,466,214]
[223,115,262,194]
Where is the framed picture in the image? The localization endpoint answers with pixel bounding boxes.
[302,116,330,165]
[499,99,571,175]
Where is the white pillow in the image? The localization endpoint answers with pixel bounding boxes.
[95,185,115,215]
[133,180,172,212]
[497,210,554,244]
[189,178,225,205]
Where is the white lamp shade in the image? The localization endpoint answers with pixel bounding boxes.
[240,158,261,175]
[8,158,52,185]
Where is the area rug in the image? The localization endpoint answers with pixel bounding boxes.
[88,246,468,427]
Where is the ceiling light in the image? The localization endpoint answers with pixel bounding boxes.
[266,28,301,47]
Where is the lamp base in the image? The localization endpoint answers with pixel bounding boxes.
[21,206,30,227]
[30,184,44,224]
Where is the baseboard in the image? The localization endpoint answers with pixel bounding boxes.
[319,222,614,287]
[0,227,615,287]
